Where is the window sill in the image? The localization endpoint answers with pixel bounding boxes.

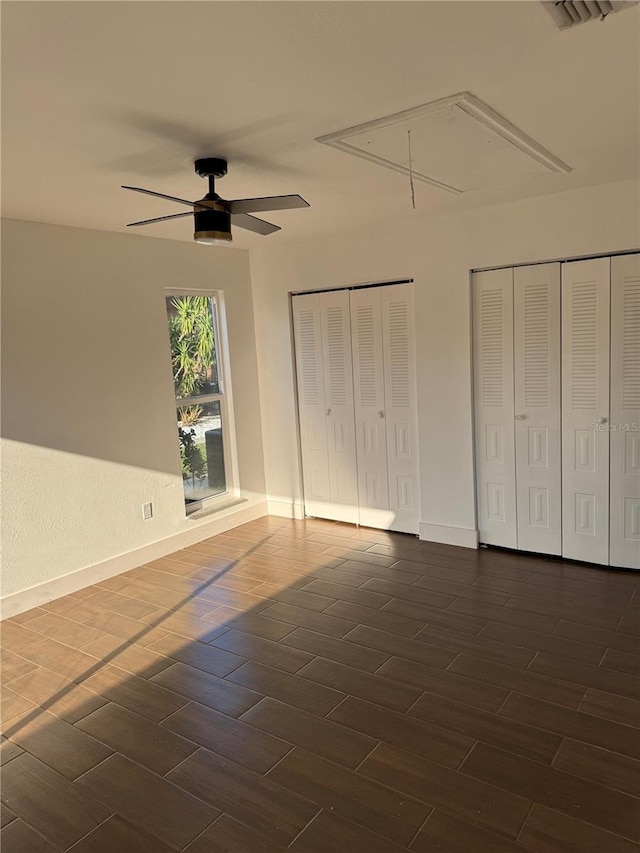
[186,496,247,521]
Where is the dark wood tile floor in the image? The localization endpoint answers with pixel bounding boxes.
[1,516,639,852]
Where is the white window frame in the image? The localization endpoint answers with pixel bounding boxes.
[166,288,240,515]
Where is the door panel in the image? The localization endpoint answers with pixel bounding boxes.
[610,253,640,569]
[561,257,610,564]
[349,287,390,526]
[528,486,550,528]
[380,283,420,534]
[514,263,561,555]
[473,268,517,548]
[292,294,331,516]
[320,289,359,523]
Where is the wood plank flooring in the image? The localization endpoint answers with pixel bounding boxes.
[1,515,639,851]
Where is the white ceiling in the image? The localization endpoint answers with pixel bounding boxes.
[2,1,639,249]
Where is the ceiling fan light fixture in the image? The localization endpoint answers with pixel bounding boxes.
[194,233,233,247]
[193,207,232,246]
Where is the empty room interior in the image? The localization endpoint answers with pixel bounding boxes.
[1,1,640,851]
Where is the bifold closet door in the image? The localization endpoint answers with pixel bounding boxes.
[474,265,561,554]
[513,263,561,555]
[294,283,420,533]
[292,290,359,524]
[473,268,517,548]
[562,257,611,565]
[349,283,420,533]
[610,254,640,569]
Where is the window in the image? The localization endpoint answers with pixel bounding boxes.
[165,292,238,513]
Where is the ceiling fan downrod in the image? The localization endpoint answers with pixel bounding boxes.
[194,157,228,198]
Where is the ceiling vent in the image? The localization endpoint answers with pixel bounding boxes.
[317,93,571,196]
[542,1,638,29]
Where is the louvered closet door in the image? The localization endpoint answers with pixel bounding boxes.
[473,269,517,548]
[610,254,640,569]
[350,286,392,528]
[562,258,611,565]
[320,289,359,524]
[292,294,332,518]
[514,263,561,555]
[380,283,420,534]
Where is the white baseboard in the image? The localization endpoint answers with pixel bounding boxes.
[266,498,306,520]
[419,522,479,550]
[1,500,268,620]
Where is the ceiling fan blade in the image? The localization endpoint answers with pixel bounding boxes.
[227,194,309,214]
[122,185,195,208]
[231,213,281,235]
[126,211,193,227]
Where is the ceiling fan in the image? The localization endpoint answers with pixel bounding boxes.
[122,158,309,245]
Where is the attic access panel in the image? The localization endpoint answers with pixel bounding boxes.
[317,92,571,195]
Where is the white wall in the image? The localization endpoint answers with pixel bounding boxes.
[250,179,640,542]
[1,219,267,605]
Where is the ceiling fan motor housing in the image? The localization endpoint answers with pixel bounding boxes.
[194,205,232,243]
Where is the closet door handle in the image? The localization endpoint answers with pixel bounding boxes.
[325,408,331,416]
[597,417,607,424]
[515,414,526,421]
[377,410,385,419]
